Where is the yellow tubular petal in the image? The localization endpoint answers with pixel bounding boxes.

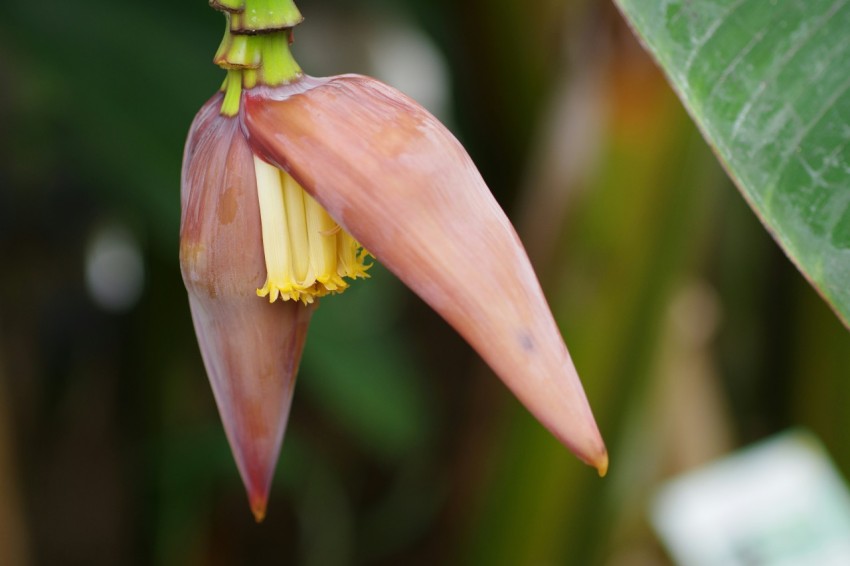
[337,231,370,280]
[254,157,369,303]
[281,171,313,286]
[253,156,293,302]
[304,193,340,288]
[336,230,355,277]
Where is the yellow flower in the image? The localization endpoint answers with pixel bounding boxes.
[253,155,370,304]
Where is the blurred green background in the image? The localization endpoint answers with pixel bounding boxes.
[2,0,849,564]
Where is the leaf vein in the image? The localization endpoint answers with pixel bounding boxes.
[683,0,749,76]
[730,0,849,141]
[765,74,850,203]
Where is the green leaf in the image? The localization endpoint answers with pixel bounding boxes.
[615,0,850,327]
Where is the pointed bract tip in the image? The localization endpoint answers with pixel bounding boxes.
[596,451,609,478]
[250,495,268,523]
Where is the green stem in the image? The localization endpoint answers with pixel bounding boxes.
[214,18,303,115]
[216,29,302,84]
[220,71,244,117]
[211,0,305,115]
[256,31,301,85]
[214,18,263,69]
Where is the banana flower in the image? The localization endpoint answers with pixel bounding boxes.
[180,0,607,522]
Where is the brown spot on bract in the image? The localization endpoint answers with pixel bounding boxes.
[218,186,238,225]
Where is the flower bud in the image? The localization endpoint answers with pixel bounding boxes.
[180,93,314,521]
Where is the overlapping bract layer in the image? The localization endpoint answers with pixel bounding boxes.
[180,93,314,521]
[243,75,608,474]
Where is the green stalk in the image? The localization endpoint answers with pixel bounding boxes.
[212,0,304,116]
[214,18,263,69]
[220,71,244,117]
[256,31,301,85]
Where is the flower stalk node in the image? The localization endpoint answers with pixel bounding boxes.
[214,18,263,70]
[210,0,245,13]
[229,0,303,34]
[214,25,302,114]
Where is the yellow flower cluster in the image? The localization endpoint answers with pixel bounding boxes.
[254,157,370,304]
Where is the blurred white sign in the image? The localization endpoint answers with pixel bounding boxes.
[651,430,850,566]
